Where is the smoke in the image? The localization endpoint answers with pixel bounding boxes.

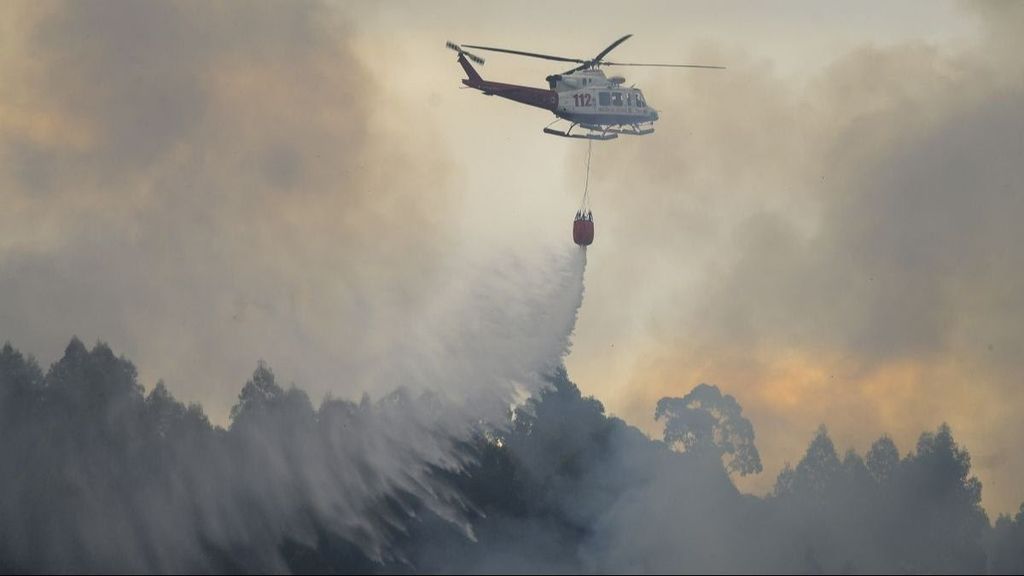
[0,242,590,572]
[0,0,457,420]
[566,0,1024,514]
[383,371,1009,574]
[0,2,605,569]
[3,1,1023,572]
[3,238,1022,573]
[374,246,589,422]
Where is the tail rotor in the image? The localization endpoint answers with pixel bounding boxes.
[446,41,485,65]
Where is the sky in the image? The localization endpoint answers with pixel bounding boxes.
[1,0,1023,515]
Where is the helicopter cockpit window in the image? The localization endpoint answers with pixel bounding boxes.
[635,93,646,108]
[611,92,623,107]
[599,92,610,106]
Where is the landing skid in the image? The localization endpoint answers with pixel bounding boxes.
[543,120,617,141]
[543,127,617,140]
[606,126,654,136]
[581,123,655,136]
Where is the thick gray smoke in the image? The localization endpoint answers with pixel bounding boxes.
[0,0,456,420]
[567,0,1024,514]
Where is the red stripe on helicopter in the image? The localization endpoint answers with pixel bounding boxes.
[458,53,557,111]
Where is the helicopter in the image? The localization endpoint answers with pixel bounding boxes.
[446,35,724,140]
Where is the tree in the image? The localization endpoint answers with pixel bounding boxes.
[866,435,900,484]
[0,342,43,400]
[655,383,762,475]
[790,426,841,497]
[894,424,989,573]
[990,504,1024,574]
[229,360,286,426]
[145,380,210,440]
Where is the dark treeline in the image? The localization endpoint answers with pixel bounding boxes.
[1,338,1022,574]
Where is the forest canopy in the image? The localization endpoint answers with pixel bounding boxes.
[0,338,1021,573]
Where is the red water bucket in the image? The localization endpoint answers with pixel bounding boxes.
[573,215,594,246]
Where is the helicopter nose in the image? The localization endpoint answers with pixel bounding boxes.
[650,109,659,121]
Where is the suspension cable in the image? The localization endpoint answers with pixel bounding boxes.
[579,139,592,213]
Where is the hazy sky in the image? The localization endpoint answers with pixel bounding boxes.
[2,1,1022,515]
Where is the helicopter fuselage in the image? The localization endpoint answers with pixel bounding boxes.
[554,84,658,126]
[457,53,657,134]
[549,69,658,126]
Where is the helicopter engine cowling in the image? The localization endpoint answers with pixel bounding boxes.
[561,77,583,89]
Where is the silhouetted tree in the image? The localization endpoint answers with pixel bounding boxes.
[893,424,989,573]
[866,435,900,484]
[793,426,842,497]
[230,360,284,425]
[655,383,762,475]
[990,504,1024,574]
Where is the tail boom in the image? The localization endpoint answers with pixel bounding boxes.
[457,53,557,112]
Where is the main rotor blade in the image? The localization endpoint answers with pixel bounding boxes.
[591,34,633,64]
[602,61,726,69]
[461,44,585,64]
